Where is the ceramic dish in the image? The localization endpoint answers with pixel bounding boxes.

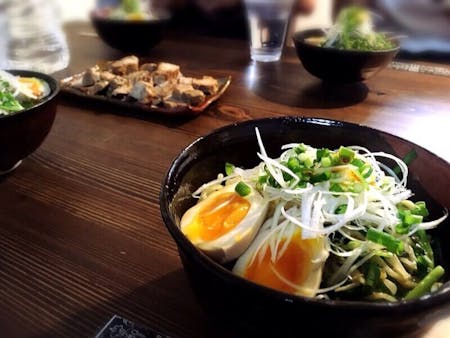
[61,75,231,117]
[160,116,450,337]
[0,70,59,173]
[292,29,400,83]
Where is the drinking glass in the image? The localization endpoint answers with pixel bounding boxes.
[4,0,70,74]
[243,0,295,62]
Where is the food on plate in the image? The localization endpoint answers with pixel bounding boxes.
[0,70,50,116]
[308,6,395,51]
[62,55,221,109]
[96,0,158,21]
[181,127,448,300]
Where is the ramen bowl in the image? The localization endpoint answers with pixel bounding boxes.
[292,29,400,83]
[160,117,450,337]
[0,70,59,174]
[90,9,170,54]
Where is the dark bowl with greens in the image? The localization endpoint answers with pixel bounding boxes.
[0,70,59,173]
[292,6,399,83]
[292,28,399,83]
[160,116,450,338]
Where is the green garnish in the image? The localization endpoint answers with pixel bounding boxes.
[0,80,24,114]
[235,181,251,197]
[225,162,235,176]
[366,228,404,255]
[321,6,395,51]
[404,266,445,300]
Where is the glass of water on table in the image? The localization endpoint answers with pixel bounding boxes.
[243,0,295,62]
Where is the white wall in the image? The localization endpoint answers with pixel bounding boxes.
[59,0,95,22]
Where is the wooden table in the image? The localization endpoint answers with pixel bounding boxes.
[1,22,449,337]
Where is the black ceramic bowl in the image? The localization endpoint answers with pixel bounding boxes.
[292,29,400,83]
[90,10,171,55]
[160,117,450,338]
[0,70,59,173]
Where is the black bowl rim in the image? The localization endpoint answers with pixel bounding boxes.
[0,70,60,121]
[160,116,450,314]
[292,28,401,55]
[90,9,171,24]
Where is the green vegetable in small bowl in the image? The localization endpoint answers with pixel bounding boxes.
[321,6,395,51]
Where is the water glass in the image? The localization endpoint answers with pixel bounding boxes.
[243,0,295,62]
[4,0,70,74]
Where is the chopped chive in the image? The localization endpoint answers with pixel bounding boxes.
[316,148,330,160]
[225,162,235,176]
[416,229,434,265]
[287,157,301,172]
[395,222,410,235]
[338,146,355,164]
[330,183,344,192]
[413,201,429,217]
[335,204,347,214]
[311,171,331,184]
[235,181,251,197]
[366,228,404,255]
[320,156,332,167]
[351,158,365,168]
[359,164,373,178]
[404,265,445,300]
[294,143,307,154]
[404,213,423,226]
[365,261,381,288]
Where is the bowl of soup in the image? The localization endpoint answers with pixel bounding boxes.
[160,116,450,337]
[0,70,59,174]
[292,6,400,83]
[90,6,171,55]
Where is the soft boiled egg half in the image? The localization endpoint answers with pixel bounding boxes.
[180,181,269,263]
[233,220,328,297]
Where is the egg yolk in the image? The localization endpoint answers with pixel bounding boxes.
[18,77,43,97]
[184,192,250,242]
[244,231,318,294]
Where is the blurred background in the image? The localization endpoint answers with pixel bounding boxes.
[58,0,449,60]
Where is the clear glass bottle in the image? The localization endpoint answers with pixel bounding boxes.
[3,0,70,74]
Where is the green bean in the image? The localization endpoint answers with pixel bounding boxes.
[404,265,445,300]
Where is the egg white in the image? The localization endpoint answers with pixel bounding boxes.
[180,181,269,263]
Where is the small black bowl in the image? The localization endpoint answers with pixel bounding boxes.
[160,117,450,338]
[292,29,400,83]
[0,70,59,173]
[90,10,171,55]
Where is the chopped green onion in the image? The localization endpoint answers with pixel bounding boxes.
[235,181,251,197]
[366,228,404,255]
[320,156,332,168]
[416,229,434,265]
[413,201,429,217]
[316,148,330,160]
[359,164,373,179]
[404,213,423,226]
[335,204,347,214]
[287,157,301,172]
[225,162,235,176]
[404,265,445,300]
[338,146,355,164]
[311,171,331,184]
[330,183,344,193]
[351,158,365,168]
[294,143,307,154]
[365,261,380,288]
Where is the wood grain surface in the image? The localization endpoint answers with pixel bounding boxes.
[0,22,449,338]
